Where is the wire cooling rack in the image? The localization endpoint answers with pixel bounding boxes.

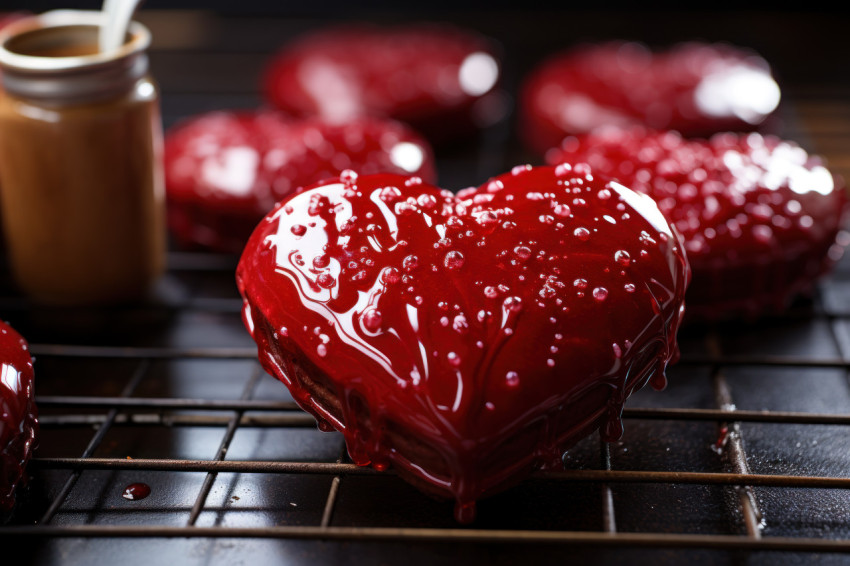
[2,8,850,565]
[3,250,850,566]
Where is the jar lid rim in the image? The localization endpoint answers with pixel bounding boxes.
[0,10,150,73]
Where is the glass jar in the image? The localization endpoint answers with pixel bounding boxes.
[0,11,165,305]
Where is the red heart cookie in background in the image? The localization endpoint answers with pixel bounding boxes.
[236,165,689,522]
[262,25,503,143]
[520,41,780,155]
[165,111,435,253]
[548,127,849,320]
[0,320,37,514]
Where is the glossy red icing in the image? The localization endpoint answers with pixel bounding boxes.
[0,320,37,513]
[521,41,780,154]
[548,128,849,319]
[262,25,502,142]
[164,111,436,253]
[237,165,689,521]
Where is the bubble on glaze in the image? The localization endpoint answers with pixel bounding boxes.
[290,224,307,237]
[593,287,609,301]
[416,193,437,209]
[447,351,462,367]
[453,314,469,333]
[316,273,336,289]
[504,296,522,312]
[624,283,636,293]
[505,371,519,387]
[573,278,588,289]
[379,186,402,202]
[513,246,532,260]
[339,169,358,184]
[555,163,572,176]
[313,255,330,269]
[316,344,328,357]
[362,308,383,332]
[444,251,465,270]
[574,227,591,241]
[614,250,631,266]
[484,286,499,299]
[403,255,419,272]
[553,203,571,217]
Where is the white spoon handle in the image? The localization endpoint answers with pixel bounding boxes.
[99,0,142,53]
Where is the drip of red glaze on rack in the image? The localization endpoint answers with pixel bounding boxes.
[237,165,689,522]
[121,483,151,501]
[0,321,38,512]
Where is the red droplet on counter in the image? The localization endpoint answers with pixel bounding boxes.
[122,483,151,501]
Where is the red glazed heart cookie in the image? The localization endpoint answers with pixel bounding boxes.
[0,320,37,514]
[236,165,689,521]
[548,128,848,319]
[165,110,435,253]
[262,25,502,142]
[520,41,780,155]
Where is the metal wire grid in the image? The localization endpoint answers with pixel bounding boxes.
[0,252,848,557]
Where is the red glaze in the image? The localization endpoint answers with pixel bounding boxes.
[165,111,436,253]
[0,320,37,513]
[521,41,780,155]
[548,128,849,319]
[262,25,502,142]
[237,166,689,521]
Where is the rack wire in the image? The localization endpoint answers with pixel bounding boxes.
[1,251,849,561]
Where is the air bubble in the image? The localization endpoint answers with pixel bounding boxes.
[504,296,522,312]
[573,227,591,241]
[506,371,519,387]
[316,273,336,288]
[444,251,465,270]
[290,224,307,236]
[417,194,437,209]
[403,255,419,272]
[339,169,358,184]
[592,287,609,301]
[615,250,631,266]
[553,203,571,217]
[313,255,330,269]
[362,309,383,332]
[513,246,532,260]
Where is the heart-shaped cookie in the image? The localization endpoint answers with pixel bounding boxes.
[165,111,435,253]
[236,165,689,521]
[0,320,37,513]
[520,41,779,155]
[548,128,848,319]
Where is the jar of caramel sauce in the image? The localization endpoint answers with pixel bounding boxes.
[0,11,165,305]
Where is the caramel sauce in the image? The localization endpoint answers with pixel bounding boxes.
[0,81,166,304]
[24,43,100,58]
